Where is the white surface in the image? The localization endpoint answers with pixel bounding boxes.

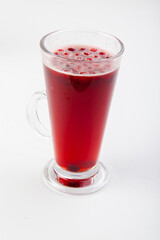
[0,0,160,239]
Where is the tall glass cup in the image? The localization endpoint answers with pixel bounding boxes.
[27,29,124,194]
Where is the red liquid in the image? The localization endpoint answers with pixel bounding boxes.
[44,46,119,172]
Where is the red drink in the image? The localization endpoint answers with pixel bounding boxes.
[44,46,118,172]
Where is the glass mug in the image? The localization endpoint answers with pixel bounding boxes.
[27,29,124,194]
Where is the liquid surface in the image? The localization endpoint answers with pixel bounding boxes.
[51,45,113,75]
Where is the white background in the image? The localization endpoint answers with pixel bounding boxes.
[0,0,160,239]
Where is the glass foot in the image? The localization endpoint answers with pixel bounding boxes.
[43,159,108,195]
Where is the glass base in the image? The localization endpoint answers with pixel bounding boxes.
[43,159,108,195]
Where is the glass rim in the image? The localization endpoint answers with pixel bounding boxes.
[40,28,124,63]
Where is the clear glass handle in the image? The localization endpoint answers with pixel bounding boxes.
[27,91,51,138]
